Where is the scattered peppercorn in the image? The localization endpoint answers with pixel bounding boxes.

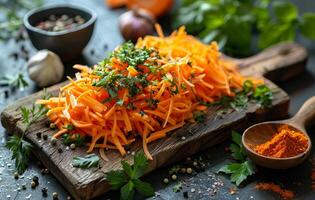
[58,148,63,153]
[171,174,177,181]
[193,161,198,166]
[36,132,42,139]
[31,181,36,189]
[50,123,56,129]
[22,184,26,190]
[186,168,193,174]
[52,192,59,200]
[14,172,19,179]
[41,187,48,197]
[181,168,186,173]
[183,191,189,198]
[45,120,51,127]
[43,134,48,140]
[163,178,169,184]
[51,138,57,145]
[70,143,76,150]
[32,176,39,185]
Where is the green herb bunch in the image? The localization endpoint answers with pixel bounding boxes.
[6,92,49,174]
[218,131,255,186]
[106,152,154,200]
[174,0,315,57]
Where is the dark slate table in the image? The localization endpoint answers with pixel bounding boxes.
[0,0,315,199]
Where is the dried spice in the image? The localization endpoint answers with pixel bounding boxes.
[256,183,294,200]
[255,127,308,158]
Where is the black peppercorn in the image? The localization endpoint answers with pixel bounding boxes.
[32,176,39,185]
[41,187,48,197]
[183,191,188,198]
[58,148,63,153]
[43,134,48,140]
[36,132,42,139]
[52,192,59,200]
[22,184,26,190]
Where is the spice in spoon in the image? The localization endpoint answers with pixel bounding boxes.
[254,126,308,158]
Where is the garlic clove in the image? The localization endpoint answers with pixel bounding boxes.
[27,50,64,87]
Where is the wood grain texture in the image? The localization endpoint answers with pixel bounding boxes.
[0,42,307,200]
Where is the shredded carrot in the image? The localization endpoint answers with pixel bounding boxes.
[37,25,262,160]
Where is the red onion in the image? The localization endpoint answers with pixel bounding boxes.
[119,9,156,43]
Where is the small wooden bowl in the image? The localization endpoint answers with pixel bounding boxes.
[242,122,311,169]
[242,96,315,169]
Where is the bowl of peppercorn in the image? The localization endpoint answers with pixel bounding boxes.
[24,4,96,61]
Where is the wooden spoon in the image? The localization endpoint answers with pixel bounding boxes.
[242,96,315,169]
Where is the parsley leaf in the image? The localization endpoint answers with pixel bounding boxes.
[300,13,315,40]
[72,154,100,169]
[218,160,255,186]
[218,131,255,186]
[6,135,33,174]
[193,111,206,123]
[230,131,247,162]
[106,152,154,200]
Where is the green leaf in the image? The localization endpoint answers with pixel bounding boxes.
[133,152,148,178]
[120,181,135,200]
[258,23,295,49]
[230,143,246,161]
[72,154,100,169]
[273,1,298,22]
[300,13,315,40]
[107,170,128,189]
[121,161,133,178]
[6,135,33,174]
[231,131,242,147]
[172,182,182,193]
[133,179,155,197]
[219,161,255,186]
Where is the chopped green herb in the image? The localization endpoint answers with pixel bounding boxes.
[172,182,182,193]
[72,154,100,169]
[61,134,85,146]
[193,111,206,123]
[212,80,273,113]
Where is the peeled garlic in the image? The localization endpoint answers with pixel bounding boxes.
[27,50,64,87]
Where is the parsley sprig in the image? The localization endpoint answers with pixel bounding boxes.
[0,73,28,91]
[6,92,50,174]
[218,131,255,186]
[106,152,154,200]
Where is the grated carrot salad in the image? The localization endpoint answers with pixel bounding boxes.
[36,26,262,160]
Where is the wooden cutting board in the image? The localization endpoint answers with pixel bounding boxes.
[0,43,308,200]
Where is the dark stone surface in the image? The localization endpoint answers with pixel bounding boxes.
[0,0,314,199]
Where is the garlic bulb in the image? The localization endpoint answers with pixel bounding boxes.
[27,50,64,87]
